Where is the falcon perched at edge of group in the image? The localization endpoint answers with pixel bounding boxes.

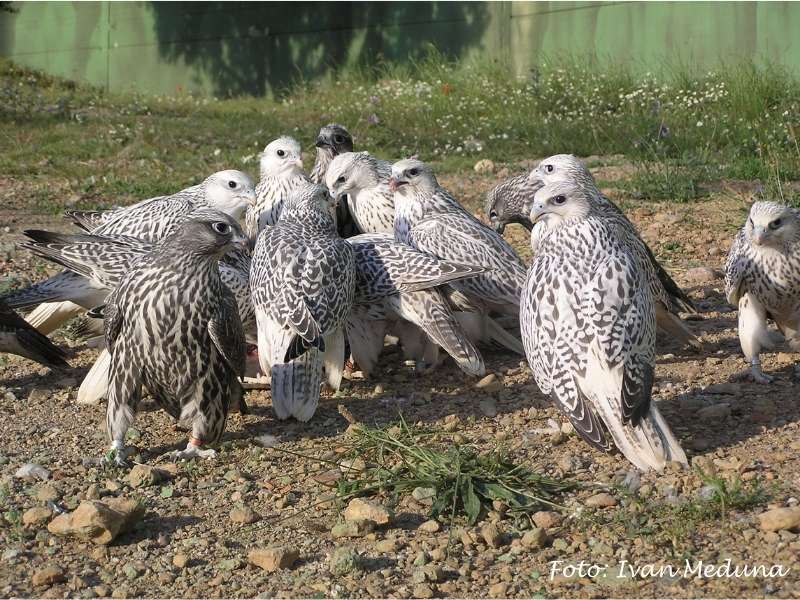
[250,182,356,422]
[326,151,396,235]
[102,209,248,465]
[486,154,700,349]
[521,181,687,471]
[725,200,800,383]
[311,123,360,238]
[3,170,255,335]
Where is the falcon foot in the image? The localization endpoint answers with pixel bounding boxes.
[102,441,133,468]
[171,441,217,462]
[750,361,774,384]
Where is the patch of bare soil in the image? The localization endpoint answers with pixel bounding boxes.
[0,167,798,599]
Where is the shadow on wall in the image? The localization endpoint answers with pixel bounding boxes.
[148,1,491,97]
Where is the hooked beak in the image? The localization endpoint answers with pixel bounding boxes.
[315,136,331,148]
[231,233,250,251]
[388,177,407,192]
[293,158,304,170]
[530,202,548,224]
[242,190,257,207]
[752,226,768,246]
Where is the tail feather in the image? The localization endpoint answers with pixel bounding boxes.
[655,304,703,350]
[485,317,525,355]
[26,301,86,334]
[322,328,345,391]
[77,349,111,405]
[345,313,386,378]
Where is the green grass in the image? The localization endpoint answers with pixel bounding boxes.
[0,50,798,211]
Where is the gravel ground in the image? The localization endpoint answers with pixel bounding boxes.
[1,166,799,599]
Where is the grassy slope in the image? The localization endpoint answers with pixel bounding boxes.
[0,52,798,212]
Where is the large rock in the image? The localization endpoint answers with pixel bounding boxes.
[343,498,391,525]
[48,498,145,545]
[248,547,299,571]
[757,507,800,532]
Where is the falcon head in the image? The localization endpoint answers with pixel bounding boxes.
[285,182,337,221]
[389,159,436,196]
[530,182,592,229]
[204,170,256,220]
[260,136,304,179]
[485,173,539,233]
[326,152,381,200]
[178,209,249,256]
[529,154,597,192]
[745,201,800,249]
[315,123,354,155]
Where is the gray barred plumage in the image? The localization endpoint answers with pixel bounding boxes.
[4,170,255,334]
[311,124,361,238]
[326,152,396,234]
[250,182,356,421]
[487,154,699,347]
[725,201,800,382]
[103,210,247,465]
[247,136,311,238]
[0,299,69,367]
[346,232,486,376]
[521,182,687,471]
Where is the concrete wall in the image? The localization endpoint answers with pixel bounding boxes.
[1,1,798,97]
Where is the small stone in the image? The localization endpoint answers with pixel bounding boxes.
[697,403,731,420]
[36,484,60,502]
[415,565,444,583]
[23,506,52,527]
[27,388,50,402]
[413,584,434,599]
[229,505,259,524]
[413,551,429,566]
[172,553,189,569]
[473,159,495,174]
[418,519,441,534]
[375,538,399,553]
[14,463,50,481]
[328,546,360,576]
[412,487,436,502]
[521,527,548,549]
[532,511,562,529]
[489,582,508,598]
[249,546,299,572]
[476,373,502,393]
[343,498,391,525]
[552,538,569,552]
[126,464,169,488]
[685,266,721,284]
[93,585,110,597]
[481,523,502,548]
[757,507,800,532]
[85,484,101,500]
[218,558,242,571]
[331,520,375,538]
[585,492,617,508]
[479,398,498,417]
[32,565,65,587]
[123,564,142,580]
[111,588,129,599]
[312,469,342,487]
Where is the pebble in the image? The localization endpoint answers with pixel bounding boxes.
[481,523,502,548]
[476,373,502,394]
[23,506,52,527]
[532,511,562,529]
[331,520,375,538]
[375,537,400,553]
[413,584,434,599]
[473,159,495,174]
[229,505,260,524]
[757,507,800,532]
[585,492,617,508]
[343,498,391,525]
[248,547,299,572]
[697,403,731,420]
[14,463,50,481]
[172,553,189,569]
[684,266,721,283]
[126,464,170,488]
[521,527,548,549]
[489,582,508,598]
[48,497,145,545]
[328,546,360,575]
[412,487,436,502]
[418,519,441,533]
[479,399,498,417]
[32,565,65,587]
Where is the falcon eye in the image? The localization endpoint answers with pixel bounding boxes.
[334,135,344,143]
[769,218,782,230]
[545,164,555,173]
[553,195,567,205]
[212,222,231,235]
[227,180,237,189]
[336,175,346,184]
[408,168,419,176]
[277,149,285,157]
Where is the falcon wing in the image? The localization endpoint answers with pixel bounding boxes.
[209,286,247,378]
[724,230,749,305]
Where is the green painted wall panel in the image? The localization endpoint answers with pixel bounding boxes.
[2,1,798,98]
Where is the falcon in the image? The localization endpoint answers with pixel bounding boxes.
[250,183,356,421]
[0,299,69,368]
[102,210,247,465]
[326,151,396,234]
[246,136,310,238]
[347,232,486,377]
[487,154,699,348]
[522,182,687,471]
[387,159,526,355]
[725,201,800,383]
[310,123,354,184]
[21,227,254,404]
[4,170,255,334]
